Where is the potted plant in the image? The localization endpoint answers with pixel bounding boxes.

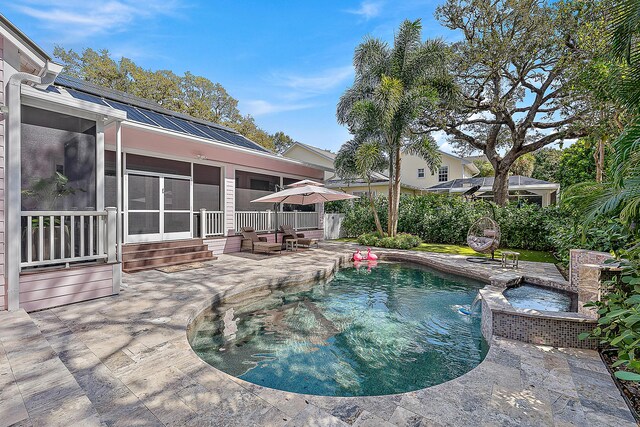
[21,172,83,262]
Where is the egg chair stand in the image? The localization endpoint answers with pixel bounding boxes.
[466,203,501,264]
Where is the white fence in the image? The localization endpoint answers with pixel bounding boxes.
[21,209,117,269]
[235,210,319,233]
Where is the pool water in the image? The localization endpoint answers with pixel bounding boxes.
[189,262,488,396]
[503,283,574,312]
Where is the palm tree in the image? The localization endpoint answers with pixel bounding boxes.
[335,140,386,236]
[336,19,452,237]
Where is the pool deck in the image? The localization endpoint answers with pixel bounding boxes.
[0,242,636,426]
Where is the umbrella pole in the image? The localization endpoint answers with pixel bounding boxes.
[274,202,280,242]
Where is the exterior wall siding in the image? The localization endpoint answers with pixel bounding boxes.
[18,264,116,312]
[0,36,5,310]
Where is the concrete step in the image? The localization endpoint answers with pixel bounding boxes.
[123,254,216,273]
[123,239,204,253]
[122,250,215,272]
[122,244,210,261]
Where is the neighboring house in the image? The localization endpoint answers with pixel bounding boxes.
[428,176,560,207]
[282,141,335,180]
[400,151,479,189]
[0,15,325,312]
[282,141,478,196]
[324,172,426,197]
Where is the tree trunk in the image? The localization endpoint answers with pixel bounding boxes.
[594,138,605,183]
[366,179,385,236]
[492,168,510,206]
[387,150,394,236]
[391,146,402,237]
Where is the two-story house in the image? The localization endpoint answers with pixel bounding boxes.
[283,141,479,197]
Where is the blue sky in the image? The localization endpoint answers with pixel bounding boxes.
[4,0,458,153]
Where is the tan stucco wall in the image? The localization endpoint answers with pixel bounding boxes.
[400,152,470,189]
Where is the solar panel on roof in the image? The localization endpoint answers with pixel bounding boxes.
[103,100,160,125]
[139,109,191,134]
[66,88,111,107]
[167,117,211,139]
[53,75,271,154]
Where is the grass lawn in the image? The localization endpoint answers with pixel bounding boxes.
[334,238,556,263]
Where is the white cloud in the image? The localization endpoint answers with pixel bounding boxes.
[243,100,315,116]
[346,1,384,20]
[12,0,183,39]
[271,66,354,99]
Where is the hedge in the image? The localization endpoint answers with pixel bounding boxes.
[337,194,565,252]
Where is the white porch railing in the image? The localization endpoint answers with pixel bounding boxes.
[235,211,273,233]
[197,210,225,237]
[235,210,319,233]
[20,208,117,269]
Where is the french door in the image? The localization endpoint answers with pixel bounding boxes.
[125,172,192,243]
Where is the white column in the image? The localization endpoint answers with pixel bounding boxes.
[96,118,105,255]
[106,207,117,263]
[200,208,207,238]
[6,79,22,310]
[115,122,123,262]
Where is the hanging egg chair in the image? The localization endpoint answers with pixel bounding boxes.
[467,216,501,263]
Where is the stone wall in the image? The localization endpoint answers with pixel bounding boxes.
[569,249,613,293]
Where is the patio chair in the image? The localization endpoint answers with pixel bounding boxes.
[279,224,318,248]
[240,227,282,254]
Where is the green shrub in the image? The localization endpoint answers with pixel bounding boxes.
[357,232,383,246]
[380,233,422,249]
[580,256,640,381]
[357,232,422,249]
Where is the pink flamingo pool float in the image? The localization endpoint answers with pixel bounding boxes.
[366,248,378,261]
[352,249,363,261]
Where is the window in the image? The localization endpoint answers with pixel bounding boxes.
[417,168,425,178]
[438,166,449,182]
[21,106,96,210]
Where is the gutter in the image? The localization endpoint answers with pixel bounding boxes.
[5,61,62,311]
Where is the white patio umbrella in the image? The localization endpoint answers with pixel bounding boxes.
[251,181,357,241]
[251,184,358,205]
[285,179,325,188]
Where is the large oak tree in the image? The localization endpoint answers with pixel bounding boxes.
[420,0,593,205]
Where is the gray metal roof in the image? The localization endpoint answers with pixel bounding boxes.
[52,75,270,153]
[428,175,557,190]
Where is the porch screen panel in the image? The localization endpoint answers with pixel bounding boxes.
[21,106,96,210]
[128,175,160,235]
[105,150,118,208]
[235,170,279,211]
[126,154,191,176]
[193,164,221,211]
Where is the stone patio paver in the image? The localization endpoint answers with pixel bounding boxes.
[0,243,636,426]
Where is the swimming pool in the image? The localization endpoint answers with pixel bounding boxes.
[188,262,488,396]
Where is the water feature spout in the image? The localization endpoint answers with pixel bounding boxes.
[470,293,482,312]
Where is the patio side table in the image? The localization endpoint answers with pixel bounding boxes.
[285,239,298,252]
[501,251,520,269]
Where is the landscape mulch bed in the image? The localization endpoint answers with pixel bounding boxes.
[601,350,640,423]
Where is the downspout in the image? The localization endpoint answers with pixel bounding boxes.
[5,64,60,311]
